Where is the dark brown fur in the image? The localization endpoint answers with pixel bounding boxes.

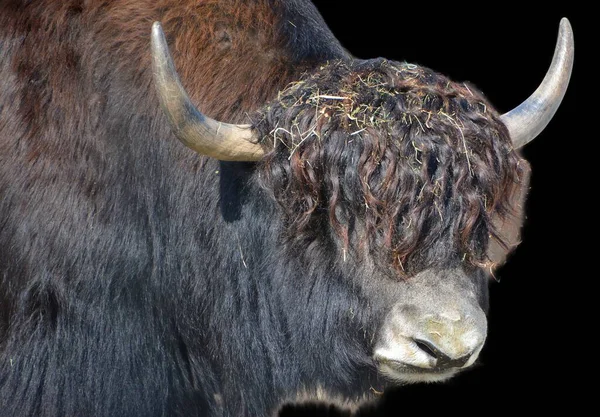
[254,59,526,277]
[0,0,342,145]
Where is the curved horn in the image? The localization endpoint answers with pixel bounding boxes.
[150,22,266,161]
[501,18,574,149]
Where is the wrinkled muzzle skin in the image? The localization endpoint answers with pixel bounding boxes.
[372,268,489,383]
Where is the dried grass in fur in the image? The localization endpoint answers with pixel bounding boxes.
[253,58,525,277]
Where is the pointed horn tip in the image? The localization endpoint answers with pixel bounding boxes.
[151,22,166,47]
[558,18,574,46]
[559,17,572,32]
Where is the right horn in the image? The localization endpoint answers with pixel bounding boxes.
[501,18,574,149]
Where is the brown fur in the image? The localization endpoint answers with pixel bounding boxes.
[1,0,308,123]
[253,59,527,277]
[0,0,334,233]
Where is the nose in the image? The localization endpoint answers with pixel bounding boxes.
[374,308,487,377]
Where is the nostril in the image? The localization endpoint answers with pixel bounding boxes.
[413,338,474,369]
[413,339,439,359]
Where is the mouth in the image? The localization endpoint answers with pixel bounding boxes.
[375,358,458,383]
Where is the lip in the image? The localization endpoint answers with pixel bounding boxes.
[375,358,457,383]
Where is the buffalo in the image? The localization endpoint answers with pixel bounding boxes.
[0,1,574,416]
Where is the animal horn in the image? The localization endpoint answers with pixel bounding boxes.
[150,22,266,161]
[501,18,574,149]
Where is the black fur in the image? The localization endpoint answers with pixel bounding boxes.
[0,1,510,416]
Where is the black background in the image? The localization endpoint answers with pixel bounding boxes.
[288,1,583,415]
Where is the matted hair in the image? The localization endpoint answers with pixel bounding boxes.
[254,58,525,277]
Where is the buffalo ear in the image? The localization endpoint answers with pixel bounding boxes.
[487,161,531,266]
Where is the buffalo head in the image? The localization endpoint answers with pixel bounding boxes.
[148,20,573,385]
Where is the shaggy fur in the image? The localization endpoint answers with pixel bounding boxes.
[254,59,525,277]
[0,1,524,416]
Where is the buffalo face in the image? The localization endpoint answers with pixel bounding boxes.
[150,19,572,388]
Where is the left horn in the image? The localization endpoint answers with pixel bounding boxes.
[150,22,266,161]
[501,18,574,149]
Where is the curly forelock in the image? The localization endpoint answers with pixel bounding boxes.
[254,58,525,277]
